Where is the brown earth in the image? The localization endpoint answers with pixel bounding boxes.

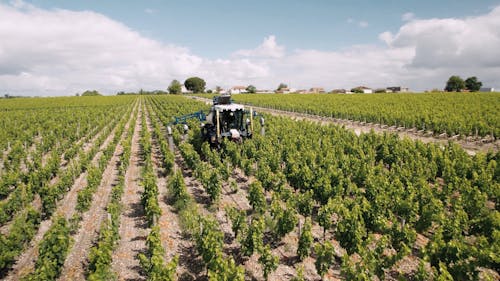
[111,105,148,281]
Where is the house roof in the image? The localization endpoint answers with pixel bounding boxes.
[231,86,247,90]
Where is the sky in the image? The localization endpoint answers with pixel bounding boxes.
[1,0,500,96]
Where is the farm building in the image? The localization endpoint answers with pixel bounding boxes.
[480,87,495,92]
[309,87,326,93]
[229,86,247,94]
[387,86,409,93]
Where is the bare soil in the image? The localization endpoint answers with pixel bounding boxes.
[144,109,204,281]
[58,107,135,281]
[111,107,148,281]
[2,109,131,281]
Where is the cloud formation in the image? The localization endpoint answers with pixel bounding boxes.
[232,35,285,59]
[0,2,499,95]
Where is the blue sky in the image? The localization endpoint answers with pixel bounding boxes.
[24,0,500,58]
[1,0,500,95]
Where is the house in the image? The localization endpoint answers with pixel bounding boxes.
[309,87,326,93]
[229,86,247,94]
[275,87,291,94]
[352,86,373,94]
[214,88,227,94]
[296,89,308,94]
[330,89,347,94]
[256,89,274,94]
[479,87,495,92]
[386,86,409,93]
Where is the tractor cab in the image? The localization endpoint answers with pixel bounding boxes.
[203,95,253,146]
[169,93,262,149]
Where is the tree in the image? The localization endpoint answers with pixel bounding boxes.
[82,90,102,96]
[445,76,465,92]
[184,77,206,93]
[258,245,279,281]
[168,79,182,95]
[276,83,288,91]
[297,218,313,261]
[465,76,482,92]
[246,85,257,93]
[351,87,364,93]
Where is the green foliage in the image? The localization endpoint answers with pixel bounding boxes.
[0,207,40,271]
[314,241,335,278]
[271,199,297,239]
[276,83,288,91]
[247,180,266,214]
[139,226,178,281]
[141,171,161,227]
[445,75,465,92]
[81,90,102,96]
[297,218,313,261]
[208,256,245,281]
[317,199,335,239]
[24,217,72,281]
[184,77,206,93]
[294,189,314,217]
[246,85,257,94]
[351,87,364,93]
[241,216,265,256]
[195,217,224,271]
[168,79,182,95]
[290,266,305,281]
[258,245,279,281]
[232,92,500,136]
[340,254,370,281]
[168,170,190,208]
[465,76,482,92]
[226,206,247,239]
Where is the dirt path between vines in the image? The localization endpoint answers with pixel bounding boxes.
[0,110,124,236]
[2,107,132,281]
[144,109,203,281]
[58,108,135,281]
[111,106,148,281]
[190,96,499,155]
[218,166,333,281]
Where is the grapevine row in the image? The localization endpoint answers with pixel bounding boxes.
[86,101,138,280]
[229,92,500,138]
[19,99,136,280]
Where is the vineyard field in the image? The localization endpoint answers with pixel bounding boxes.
[0,94,498,281]
[226,93,500,138]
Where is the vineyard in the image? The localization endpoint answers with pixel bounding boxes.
[0,94,498,281]
[227,93,500,139]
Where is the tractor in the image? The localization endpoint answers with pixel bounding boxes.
[168,94,264,148]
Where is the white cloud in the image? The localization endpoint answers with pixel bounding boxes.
[0,2,269,95]
[0,2,499,95]
[347,18,369,28]
[232,35,285,59]
[144,8,155,14]
[402,12,415,21]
